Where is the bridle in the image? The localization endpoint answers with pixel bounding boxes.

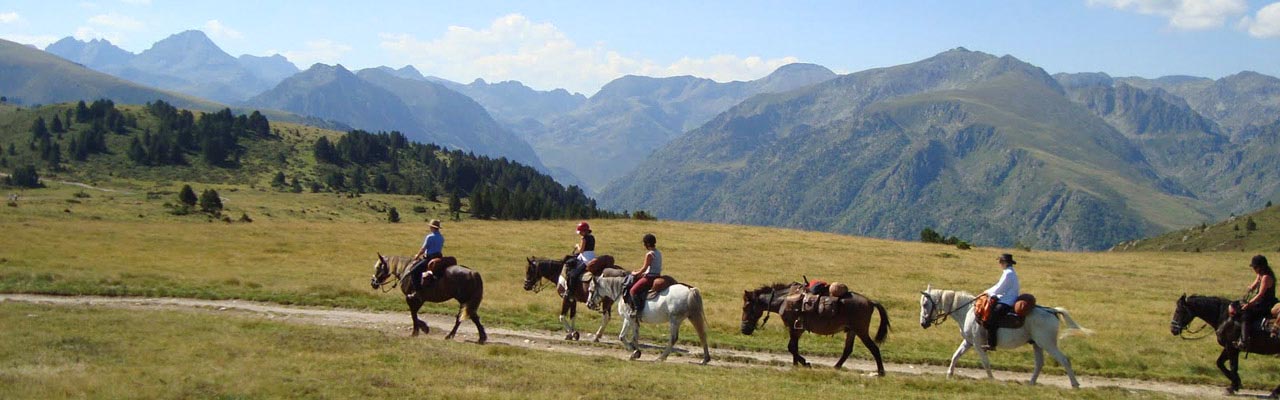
[371,259,402,293]
[743,288,778,331]
[1171,298,1213,341]
[921,291,977,327]
[524,260,552,294]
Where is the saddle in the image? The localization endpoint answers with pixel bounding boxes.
[584,255,615,277]
[975,293,1036,329]
[426,256,457,275]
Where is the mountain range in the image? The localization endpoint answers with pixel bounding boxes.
[12,29,1280,250]
[600,48,1278,250]
[45,31,298,103]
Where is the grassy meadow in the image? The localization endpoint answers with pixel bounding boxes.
[0,302,1172,400]
[2,178,1278,391]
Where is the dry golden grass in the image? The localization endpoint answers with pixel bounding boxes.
[0,302,1174,399]
[2,181,1276,388]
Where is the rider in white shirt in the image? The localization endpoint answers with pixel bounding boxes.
[982,253,1020,350]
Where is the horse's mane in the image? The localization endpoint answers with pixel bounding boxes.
[380,255,416,275]
[925,288,977,312]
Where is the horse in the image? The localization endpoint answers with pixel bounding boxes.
[586,275,711,364]
[919,286,1087,387]
[741,282,890,374]
[370,253,487,344]
[524,256,628,341]
[1171,294,1280,396]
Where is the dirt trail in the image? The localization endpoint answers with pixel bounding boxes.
[0,294,1262,398]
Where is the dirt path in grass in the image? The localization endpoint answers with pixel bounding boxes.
[0,293,1259,399]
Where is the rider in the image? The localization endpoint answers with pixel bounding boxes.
[408,219,444,296]
[565,221,596,297]
[627,233,662,316]
[982,253,1020,351]
[1238,255,1276,347]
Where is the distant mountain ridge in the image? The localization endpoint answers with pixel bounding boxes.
[600,48,1220,250]
[44,31,298,103]
[245,63,551,173]
[524,63,837,193]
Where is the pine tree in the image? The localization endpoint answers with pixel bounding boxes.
[1246,217,1258,232]
[448,191,462,213]
[30,117,49,142]
[50,115,65,133]
[8,165,42,188]
[178,185,198,207]
[127,137,147,164]
[199,189,223,214]
[388,207,400,223]
[271,171,287,187]
[289,177,302,193]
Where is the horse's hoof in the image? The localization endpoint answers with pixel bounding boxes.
[593,336,601,343]
[1225,387,1237,395]
[572,332,581,341]
[478,337,487,345]
[564,333,574,340]
[630,350,642,360]
[445,334,455,340]
[700,357,711,365]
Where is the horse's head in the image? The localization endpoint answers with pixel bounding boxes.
[741,289,767,335]
[919,284,940,329]
[523,257,539,291]
[1171,293,1193,336]
[585,278,602,311]
[371,253,391,289]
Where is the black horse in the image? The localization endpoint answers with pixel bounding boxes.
[524,256,626,341]
[1172,294,1280,396]
[372,254,486,343]
[742,282,889,374]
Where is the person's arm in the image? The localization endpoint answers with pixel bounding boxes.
[1248,275,1261,291]
[634,252,653,275]
[413,235,429,260]
[574,237,585,254]
[986,269,1011,296]
[1246,275,1275,308]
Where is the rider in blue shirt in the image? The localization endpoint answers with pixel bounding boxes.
[408,219,444,296]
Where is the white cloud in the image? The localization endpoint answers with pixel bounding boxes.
[204,19,242,40]
[1087,0,1248,30]
[379,13,800,94]
[88,13,144,31]
[282,39,352,67]
[0,33,59,48]
[0,12,19,24]
[1240,2,1280,38]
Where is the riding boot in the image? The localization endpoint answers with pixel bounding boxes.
[983,326,998,351]
[630,293,644,317]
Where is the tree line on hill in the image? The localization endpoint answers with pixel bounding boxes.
[311,130,619,220]
[129,100,271,166]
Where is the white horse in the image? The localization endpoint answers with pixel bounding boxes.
[587,275,711,364]
[919,286,1090,388]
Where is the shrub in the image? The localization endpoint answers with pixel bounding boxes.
[73,190,91,198]
[956,241,972,250]
[388,207,401,223]
[412,206,427,213]
[7,165,42,188]
[238,213,253,223]
[1246,217,1257,232]
[178,185,198,207]
[199,189,223,214]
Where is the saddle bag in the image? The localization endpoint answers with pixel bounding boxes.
[646,276,679,299]
[585,255,614,276]
[1013,294,1037,318]
[427,256,458,274]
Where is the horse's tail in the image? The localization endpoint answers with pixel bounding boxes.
[1048,307,1094,339]
[871,301,891,344]
[688,286,711,362]
[462,270,484,321]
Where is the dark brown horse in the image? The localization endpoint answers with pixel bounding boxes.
[524,256,626,341]
[371,254,486,344]
[1172,294,1280,396]
[741,282,889,375]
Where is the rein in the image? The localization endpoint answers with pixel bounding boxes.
[758,290,777,328]
[374,261,405,293]
[1174,321,1213,340]
[923,292,978,326]
[527,261,558,294]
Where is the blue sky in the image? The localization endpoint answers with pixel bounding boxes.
[2,0,1279,94]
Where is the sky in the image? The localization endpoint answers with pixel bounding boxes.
[2,0,1279,95]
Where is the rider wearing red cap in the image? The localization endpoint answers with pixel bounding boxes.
[565,221,596,297]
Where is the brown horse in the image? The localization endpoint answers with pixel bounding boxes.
[741,282,889,374]
[524,255,627,341]
[1172,294,1280,396]
[371,254,486,343]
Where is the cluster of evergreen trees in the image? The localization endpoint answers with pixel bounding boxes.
[312,130,618,220]
[129,100,271,166]
[26,99,132,169]
[920,227,972,250]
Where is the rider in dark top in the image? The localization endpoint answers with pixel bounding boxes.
[1239,255,1276,348]
[566,221,595,298]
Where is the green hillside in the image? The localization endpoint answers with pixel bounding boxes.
[0,100,615,220]
[1113,202,1280,252]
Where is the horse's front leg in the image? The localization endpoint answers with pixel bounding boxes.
[559,298,577,340]
[946,341,971,378]
[593,299,612,342]
[408,301,429,336]
[657,318,681,362]
[1217,348,1242,394]
[1029,343,1045,385]
[788,328,810,367]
